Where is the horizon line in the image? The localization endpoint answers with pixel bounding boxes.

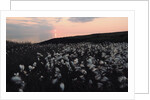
[6,31,128,43]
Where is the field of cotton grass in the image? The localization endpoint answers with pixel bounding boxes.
[6,41,128,92]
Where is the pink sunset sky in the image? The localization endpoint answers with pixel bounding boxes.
[6,17,128,43]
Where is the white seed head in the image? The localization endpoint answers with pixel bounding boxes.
[19,65,25,71]
[60,82,65,91]
[11,76,22,84]
[52,78,58,84]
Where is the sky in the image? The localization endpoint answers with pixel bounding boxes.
[6,17,128,43]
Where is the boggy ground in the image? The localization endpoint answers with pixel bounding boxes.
[6,41,128,92]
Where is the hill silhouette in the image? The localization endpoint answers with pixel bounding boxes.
[39,31,128,44]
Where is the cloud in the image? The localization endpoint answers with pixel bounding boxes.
[6,23,54,43]
[7,17,61,26]
[68,17,98,23]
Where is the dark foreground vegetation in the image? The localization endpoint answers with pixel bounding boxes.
[6,31,128,92]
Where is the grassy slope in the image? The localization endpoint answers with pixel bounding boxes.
[39,31,128,44]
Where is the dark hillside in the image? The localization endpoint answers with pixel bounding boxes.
[39,31,128,44]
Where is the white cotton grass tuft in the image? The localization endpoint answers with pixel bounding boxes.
[41,62,44,65]
[11,75,22,84]
[87,58,93,64]
[79,75,85,81]
[45,62,50,67]
[55,67,60,72]
[40,75,44,78]
[19,64,25,72]
[74,58,78,64]
[39,75,44,81]
[37,57,40,61]
[52,78,58,84]
[95,74,101,81]
[33,62,37,67]
[28,65,35,71]
[87,63,95,70]
[80,69,87,75]
[101,76,109,82]
[72,78,77,81]
[19,88,23,92]
[99,60,104,65]
[60,82,65,91]
[118,76,127,83]
[37,52,43,57]
[47,53,51,57]
[23,71,28,76]
[14,72,19,76]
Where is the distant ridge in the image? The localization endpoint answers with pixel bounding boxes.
[39,31,128,44]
